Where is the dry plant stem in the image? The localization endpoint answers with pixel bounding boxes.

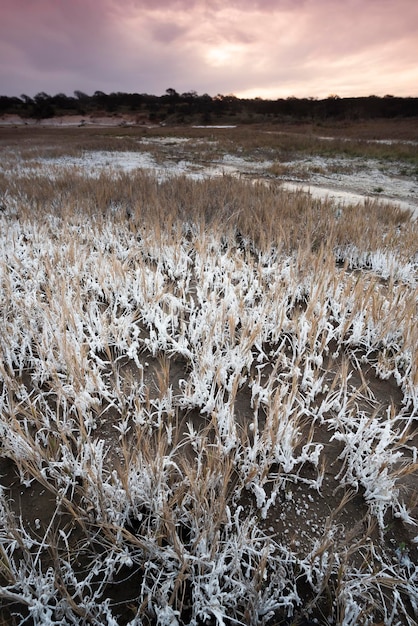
[0,135,417,625]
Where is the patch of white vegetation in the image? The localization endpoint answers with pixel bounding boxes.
[0,149,271,183]
[0,165,417,623]
[2,138,416,217]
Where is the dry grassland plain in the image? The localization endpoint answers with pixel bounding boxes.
[0,121,417,625]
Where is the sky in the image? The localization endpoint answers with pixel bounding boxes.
[1,0,417,100]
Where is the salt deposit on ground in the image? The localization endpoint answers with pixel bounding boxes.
[282,181,417,216]
[279,155,418,218]
[0,131,416,217]
[0,149,272,183]
[192,125,237,128]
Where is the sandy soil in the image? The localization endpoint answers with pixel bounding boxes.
[0,113,146,127]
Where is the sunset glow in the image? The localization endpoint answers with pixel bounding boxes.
[0,0,417,98]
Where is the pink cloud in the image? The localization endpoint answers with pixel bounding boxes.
[0,0,417,98]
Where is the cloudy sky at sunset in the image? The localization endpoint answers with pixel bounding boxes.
[1,0,417,99]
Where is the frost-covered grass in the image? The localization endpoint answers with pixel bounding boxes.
[0,137,417,625]
[1,123,417,219]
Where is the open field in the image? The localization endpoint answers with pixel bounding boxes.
[0,123,417,625]
[0,119,417,215]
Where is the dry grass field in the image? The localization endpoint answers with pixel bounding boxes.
[0,122,417,625]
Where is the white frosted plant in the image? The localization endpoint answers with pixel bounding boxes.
[0,162,417,625]
[330,408,408,528]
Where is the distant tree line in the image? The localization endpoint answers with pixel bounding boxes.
[0,89,417,123]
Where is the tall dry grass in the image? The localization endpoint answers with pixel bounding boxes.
[0,133,417,625]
